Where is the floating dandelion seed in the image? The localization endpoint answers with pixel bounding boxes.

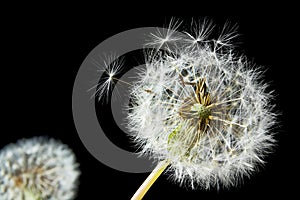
[0,137,80,200]
[95,19,277,200]
[88,54,125,103]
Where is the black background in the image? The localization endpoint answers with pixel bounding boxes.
[2,6,298,200]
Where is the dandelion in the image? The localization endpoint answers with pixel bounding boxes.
[0,137,80,200]
[96,19,277,199]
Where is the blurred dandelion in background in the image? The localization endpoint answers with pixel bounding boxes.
[0,137,80,200]
[94,18,277,200]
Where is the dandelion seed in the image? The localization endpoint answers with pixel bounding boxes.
[88,54,124,103]
[215,21,239,48]
[0,137,80,200]
[183,18,215,49]
[145,18,182,50]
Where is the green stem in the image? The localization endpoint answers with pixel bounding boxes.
[131,160,170,200]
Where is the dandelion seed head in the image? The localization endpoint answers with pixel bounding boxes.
[0,137,80,200]
[127,20,276,189]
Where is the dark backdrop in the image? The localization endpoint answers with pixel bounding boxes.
[2,8,296,200]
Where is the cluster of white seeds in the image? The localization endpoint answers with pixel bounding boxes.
[0,137,80,200]
[126,20,276,189]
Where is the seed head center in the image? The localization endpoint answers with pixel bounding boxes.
[191,103,211,119]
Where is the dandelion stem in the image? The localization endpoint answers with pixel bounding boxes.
[131,160,170,200]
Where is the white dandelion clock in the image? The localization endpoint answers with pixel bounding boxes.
[129,20,277,199]
[0,137,80,200]
[94,19,277,200]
